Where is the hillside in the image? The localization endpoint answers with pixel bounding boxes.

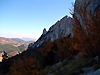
[0,43,20,53]
[28,15,72,48]
[0,0,100,75]
[10,38,27,43]
[11,38,34,44]
[0,37,29,56]
[0,37,25,47]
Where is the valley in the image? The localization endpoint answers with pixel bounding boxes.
[0,37,34,57]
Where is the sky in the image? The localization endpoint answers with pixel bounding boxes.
[0,0,75,40]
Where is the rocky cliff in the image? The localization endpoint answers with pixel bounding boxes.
[28,0,100,49]
[74,0,100,23]
[75,0,100,15]
[28,15,73,48]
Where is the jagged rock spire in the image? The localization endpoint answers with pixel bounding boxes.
[43,28,47,35]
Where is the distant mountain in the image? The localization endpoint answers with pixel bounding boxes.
[0,43,20,53]
[0,37,29,57]
[8,51,19,57]
[0,37,25,47]
[11,38,34,44]
[21,38,35,42]
[10,38,27,43]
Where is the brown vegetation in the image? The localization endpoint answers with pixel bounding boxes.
[7,56,46,75]
[72,5,100,56]
[1,3,100,75]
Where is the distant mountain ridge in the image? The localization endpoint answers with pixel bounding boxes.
[0,37,31,56]
[10,38,34,44]
[10,38,27,43]
[0,37,25,47]
[21,38,35,42]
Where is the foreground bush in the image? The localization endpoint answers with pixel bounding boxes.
[7,56,46,75]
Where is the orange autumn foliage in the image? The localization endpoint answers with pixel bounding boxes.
[39,40,53,55]
[7,56,46,75]
[72,4,100,56]
[38,36,78,61]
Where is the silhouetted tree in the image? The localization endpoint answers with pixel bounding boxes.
[2,51,8,60]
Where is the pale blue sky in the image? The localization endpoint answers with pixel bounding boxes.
[0,0,75,40]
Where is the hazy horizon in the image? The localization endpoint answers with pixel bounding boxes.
[0,36,36,41]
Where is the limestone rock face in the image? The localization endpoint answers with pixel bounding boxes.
[43,28,47,35]
[74,0,100,23]
[75,0,100,14]
[29,16,73,48]
[28,0,100,49]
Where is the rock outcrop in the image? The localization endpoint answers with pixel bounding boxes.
[88,68,100,75]
[43,28,47,35]
[28,0,100,49]
[75,0,100,15]
[74,0,100,24]
[28,15,73,48]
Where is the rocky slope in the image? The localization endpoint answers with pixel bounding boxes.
[28,15,73,48]
[75,0,100,15]
[88,68,100,75]
[74,0,100,24]
[28,0,100,49]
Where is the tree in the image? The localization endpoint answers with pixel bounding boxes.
[72,4,100,56]
[2,51,8,60]
[7,56,46,75]
[39,40,53,55]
